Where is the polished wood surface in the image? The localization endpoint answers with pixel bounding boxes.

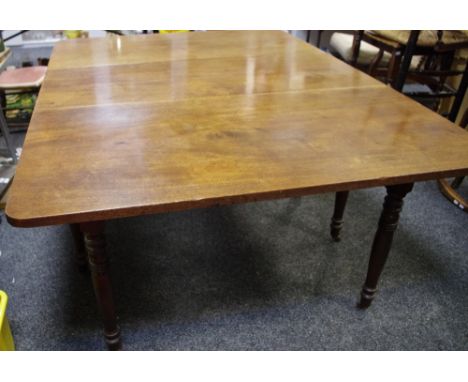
[6,30,468,227]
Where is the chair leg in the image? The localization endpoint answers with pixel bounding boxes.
[448,60,468,123]
[448,109,468,190]
[330,191,349,242]
[387,50,402,86]
[438,178,468,212]
[368,49,384,77]
[358,183,414,309]
[350,31,364,67]
[451,176,465,189]
[316,30,323,48]
[393,30,420,92]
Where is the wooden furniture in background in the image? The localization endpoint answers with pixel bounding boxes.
[329,32,392,69]
[437,108,468,212]
[349,30,413,86]
[349,30,468,118]
[306,30,324,48]
[6,31,468,349]
[331,31,468,223]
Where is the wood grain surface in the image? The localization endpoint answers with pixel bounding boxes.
[6,30,468,227]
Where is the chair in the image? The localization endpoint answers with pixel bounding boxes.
[329,32,392,73]
[350,30,468,117]
[437,108,468,213]
[359,31,468,213]
[330,30,468,239]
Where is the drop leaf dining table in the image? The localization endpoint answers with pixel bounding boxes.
[6,31,468,350]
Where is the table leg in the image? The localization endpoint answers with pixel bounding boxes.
[80,221,121,350]
[359,183,413,309]
[69,223,87,272]
[330,191,349,241]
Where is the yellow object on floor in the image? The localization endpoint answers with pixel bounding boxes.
[0,290,15,351]
[159,30,189,34]
[64,30,83,39]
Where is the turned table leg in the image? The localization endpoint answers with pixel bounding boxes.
[80,221,121,350]
[358,183,413,309]
[330,191,349,241]
[69,223,87,272]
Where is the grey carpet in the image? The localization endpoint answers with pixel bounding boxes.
[0,178,467,350]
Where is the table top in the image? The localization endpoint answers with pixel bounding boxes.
[6,31,468,227]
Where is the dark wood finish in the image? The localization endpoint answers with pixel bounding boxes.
[330,191,349,241]
[368,48,384,77]
[350,30,467,120]
[316,30,323,49]
[6,31,468,228]
[386,50,402,85]
[394,31,421,91]
[450,108,468,188]
[305,30,323,48]
[359,183,414,308]
[350,30,407,86]
[80,221,121,350]
[448,60,468,123]
[350,30,364,67]
[451,176,465,189]
[438,108,468,211]
[69,223,87,272]
[4,31,468,347]
[438,178,468,212]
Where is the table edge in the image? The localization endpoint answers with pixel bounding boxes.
[6,167,468,228]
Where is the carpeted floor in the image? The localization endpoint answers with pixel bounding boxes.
[0,175,467,350]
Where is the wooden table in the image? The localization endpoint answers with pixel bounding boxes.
[6,31,468,350]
